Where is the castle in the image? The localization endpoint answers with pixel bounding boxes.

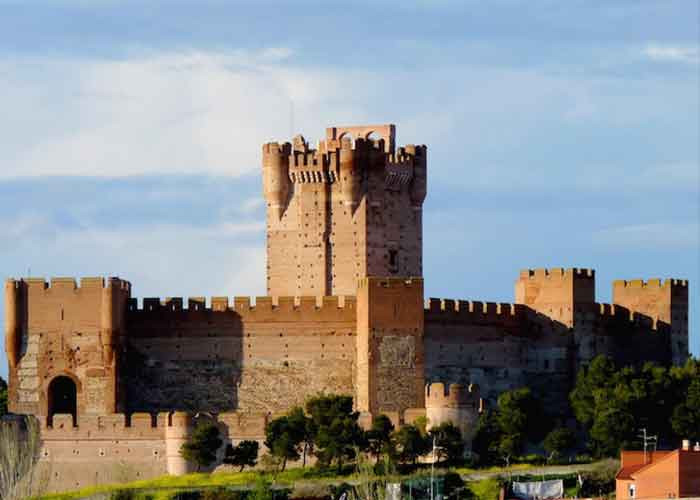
[3,124,689,491]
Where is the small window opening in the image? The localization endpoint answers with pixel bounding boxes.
[388,249,399,273]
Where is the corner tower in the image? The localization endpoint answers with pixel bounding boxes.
[263,125,427,296]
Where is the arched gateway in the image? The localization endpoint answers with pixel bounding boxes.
[47,376,77,426]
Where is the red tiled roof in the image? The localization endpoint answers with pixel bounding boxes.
[616,463,648,480]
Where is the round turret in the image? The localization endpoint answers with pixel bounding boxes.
[165,412,193,475]
[262,142,291,220]
[101,281,115,365]
[425,382,481,449]
[4,279,21,371]
[339,136,362,206]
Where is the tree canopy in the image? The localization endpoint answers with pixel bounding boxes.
[306,395,364,470]
[428,422,464,464]
[223,440,259,472]
[570,355,700,456]
[264,415,301,471]
[365,414,395,461]
[179,421,223,471]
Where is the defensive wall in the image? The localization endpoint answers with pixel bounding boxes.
[6,268,686,421]
[34,387,443,493]
[123,293,357,414]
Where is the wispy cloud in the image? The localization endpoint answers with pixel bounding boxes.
[643,44,699,64]
[0,49,377,179]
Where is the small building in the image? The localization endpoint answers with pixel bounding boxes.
[616,441,700,499]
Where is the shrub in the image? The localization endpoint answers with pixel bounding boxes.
[171,492,201,500]
[110,490,136,500]
[201,487,244,500]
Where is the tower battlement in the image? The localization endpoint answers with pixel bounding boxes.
[425,382,480,409]
[8,276,131,292]
[519,267,595,281]
[613,278,688,289]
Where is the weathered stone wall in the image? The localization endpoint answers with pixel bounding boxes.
[124,296,356,413]
[356,277,425,414]
[424,287,678,414]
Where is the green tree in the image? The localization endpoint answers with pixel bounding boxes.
[0,377,7,416]
[671,377,700,442]
[471,410,501,465]
[392,424,429,465]
[287,406,315,467]
[496,387,539,456]
[306,394,364,470]
[264,415,300,471]
[568,355,695,456]
[223,440,259,471]
[365,414,395,462]
[543,427,576,462]
[428,422,464,464]
[570,355,618,427]
[179,421,223,472]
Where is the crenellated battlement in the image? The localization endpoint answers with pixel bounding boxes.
[127,294,356,317]
[40,410,270,440]
[425,298,525,326]
[262,127,426,186]
[519,268,595,280]
[425,382,481,409]
[9,276,131,292]
[613,278,688,289]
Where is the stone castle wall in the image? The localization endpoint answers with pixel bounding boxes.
[124,295,357,414]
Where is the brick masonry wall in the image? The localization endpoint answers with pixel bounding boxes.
[124,296,357,413]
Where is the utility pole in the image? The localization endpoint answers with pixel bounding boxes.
[430,434,436,500]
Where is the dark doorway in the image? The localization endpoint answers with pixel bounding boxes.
[48,376,77,426]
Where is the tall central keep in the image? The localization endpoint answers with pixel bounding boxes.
[263,125,427,296]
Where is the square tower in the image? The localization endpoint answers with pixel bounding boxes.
[263,125,427,297]
[514,268,595,328]
[613,278,689,365]
[355,277,425,414]
[4,277,131,420]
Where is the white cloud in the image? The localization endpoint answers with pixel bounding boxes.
[0,50,378,179]
[643,44,699,64]
[1,217,266,296]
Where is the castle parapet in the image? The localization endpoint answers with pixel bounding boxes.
[613,278,688,289]
[128,295,355,317]
[425,298,525,328]
[425,382,481,410]
[17,276,131,293]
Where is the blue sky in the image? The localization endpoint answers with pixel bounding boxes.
[0,1,698,379]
